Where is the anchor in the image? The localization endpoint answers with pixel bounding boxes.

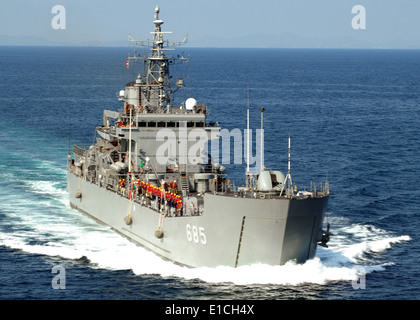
[318,223,333,248]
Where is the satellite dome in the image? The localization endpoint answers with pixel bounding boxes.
[185,98,197,110]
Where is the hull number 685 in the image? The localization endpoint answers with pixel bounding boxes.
[186,224,207,245]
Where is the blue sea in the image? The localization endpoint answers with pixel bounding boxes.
[0,46,419,302]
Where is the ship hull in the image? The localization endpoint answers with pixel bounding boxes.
[67,172,329,268]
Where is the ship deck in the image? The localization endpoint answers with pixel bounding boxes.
[68,166,329,220]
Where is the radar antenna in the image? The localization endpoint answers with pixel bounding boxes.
[126,6,189,112]
[280,134,293,197]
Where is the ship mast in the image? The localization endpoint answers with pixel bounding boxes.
[246,87,250,187]
[150,5,169,110]
[127,5,188,113]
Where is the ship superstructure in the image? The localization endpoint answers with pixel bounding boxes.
[67,6,331,268]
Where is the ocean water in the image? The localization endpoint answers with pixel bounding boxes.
[0,46,419,301]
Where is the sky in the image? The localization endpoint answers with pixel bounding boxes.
[0,0,420,48]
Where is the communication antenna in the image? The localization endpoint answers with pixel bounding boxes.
[128,105,132,174]
[281,133,293,196]
[68,109,71,154]
[246,87,250,187]
[126,5,188,112]
[259,107,265,173]
[287,133,293,189]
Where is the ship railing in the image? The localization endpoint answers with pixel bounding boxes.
[73,144,90,157]
[97,125,116,135]
[117,105,208,116]
[310,180,330,195]
[220,180,330,200]
[95,173,201,218]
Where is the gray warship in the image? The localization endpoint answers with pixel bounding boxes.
[67,6,331,268]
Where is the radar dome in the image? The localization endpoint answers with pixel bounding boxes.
[185,98,197,110]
